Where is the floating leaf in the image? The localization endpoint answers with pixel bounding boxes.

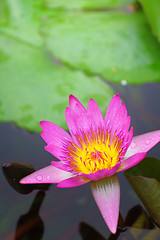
[43,11,160,84]
[138,0,160,42]
[0,34,114,132]
[125,158,160,226]
[0,0,43,46]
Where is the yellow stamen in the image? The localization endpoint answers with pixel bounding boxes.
[68,130,123,174]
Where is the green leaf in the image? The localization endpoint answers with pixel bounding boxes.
[125,158,160,226]
[44,0,135,9]
[43,11,160,84]
[138,0,160,42]
[0,0,43,46]
[125,158,160,181]
[0,34,114,132]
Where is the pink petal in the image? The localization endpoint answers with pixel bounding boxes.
[104,94,132,150]
[57,176,90,188]
[90,175,120,234]
[65,108,78,136]
[20,165,73,184]
[40,121,71,145]
[125,130,160,158]
[117,152,146,172]
[40,121,72,160]
[44,144,66,161]
[65,107,92,143]
[66,96,95,140]
[51,161,66,171]
[105,93,121,129]
[80,162,121,181]
[87,98,104,131]
[105,94,131,134]
[69,95,86,112]
[111,103,129,135]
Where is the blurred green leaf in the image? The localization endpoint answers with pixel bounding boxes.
[44,0,135,9]
[43,11,160,84]
[125,158,160,226]
[138,0,160,43]
[0,0,160,131]
[0,34,114,132]
[0,0,43,46]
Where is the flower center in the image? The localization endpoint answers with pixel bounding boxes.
[66,130,124,174]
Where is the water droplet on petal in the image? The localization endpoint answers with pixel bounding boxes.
[26,180,31,183]
[152,137,155,141]
[46,176,51,180]
[131,142,136,149]
[145,139,151,145]
[36,175,43,181]
[141,147,145,151]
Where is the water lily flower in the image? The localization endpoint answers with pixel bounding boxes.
[20,94,160,233]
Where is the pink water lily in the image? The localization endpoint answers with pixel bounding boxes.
[20,94,160,233]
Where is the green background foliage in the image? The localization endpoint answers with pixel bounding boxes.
[0,0,160,131]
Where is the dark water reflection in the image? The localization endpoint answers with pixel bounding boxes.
[0,83,160,240]
[14,191,45,240]
[79,205,157,240]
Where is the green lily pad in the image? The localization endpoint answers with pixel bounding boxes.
[43,11,160,84]
[44,0,135,9]
[0,0,43,46]
[138,0,160,42]
[0,34,114,132]
[125,158,160,226]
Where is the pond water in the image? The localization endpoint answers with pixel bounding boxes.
[0,83,160,240]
